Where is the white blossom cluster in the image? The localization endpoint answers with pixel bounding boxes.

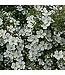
[0,5,65,70]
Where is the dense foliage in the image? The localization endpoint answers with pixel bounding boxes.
[0,5,65,70]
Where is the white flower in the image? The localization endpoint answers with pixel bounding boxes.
[53,50,63,60]
[17,43,24,51]
[16,56,23,62]
[54,35,61,43]
[26,32,32,36]
[9,36,18,45]
[14,50,22,58]
[9,51,16,59]
[25,43,31,49]
[44,30,51,37]
[47,43,52,50]
[9,17,15,23]
[0,29,6,37]
[29,54,36,61]
[11,62,19,70]
[19,29,25,36]
[41,23,50,29]
[40,41,48,51]
[27,35,39,43]
[32,43,40,50]
[14,20,20,26]
[0,18,3,25]
[42,16,54,24]
[27,23,34,28]
[38,59,44,65]
[16,5,23,11]
[34,5,43,11]
[17,61,25,69]
[36,29,45,38]
[7,25,15,33]
[42,7,52,16]
[25,26,32,32]
[4,50,10,57]
[6,44,16,50]
[29,47,37,55]
[26,15,36,24]
[60,38,65,45]
[3,33,10,43]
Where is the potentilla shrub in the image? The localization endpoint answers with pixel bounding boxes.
[0,5,65,70]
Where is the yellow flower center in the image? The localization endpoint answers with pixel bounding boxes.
[20,64,22,66]
[57,53,60,56]
[32,50,35,52]
[12,40,14,43]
